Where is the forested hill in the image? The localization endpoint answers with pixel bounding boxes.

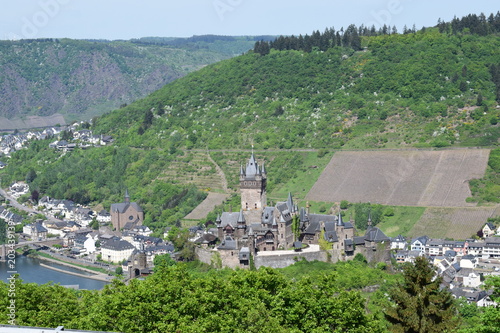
[0,36,262,126]
[94,23,500,151]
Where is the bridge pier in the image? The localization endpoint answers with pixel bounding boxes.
[0,244,6,262]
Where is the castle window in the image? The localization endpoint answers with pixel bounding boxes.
[254,203,257,209]
[246,203,248,209]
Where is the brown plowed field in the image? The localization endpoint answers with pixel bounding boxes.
[306,149,490,207]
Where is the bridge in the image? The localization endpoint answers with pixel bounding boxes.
[0,238,61,261]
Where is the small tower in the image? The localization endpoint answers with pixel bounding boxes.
[236,209,246,237]
[240,152,267,212]
[124,189,130,203]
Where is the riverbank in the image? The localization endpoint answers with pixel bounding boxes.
[40,258,113,282]
[35,255,113,282]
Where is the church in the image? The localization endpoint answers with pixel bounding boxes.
[110,190,144,231]
[214,152,388,266]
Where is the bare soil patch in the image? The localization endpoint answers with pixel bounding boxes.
[305,149,490,207]
[184,192,229,220]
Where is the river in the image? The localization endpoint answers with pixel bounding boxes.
[0,255,108,290]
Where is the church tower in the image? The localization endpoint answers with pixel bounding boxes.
[240,152,267,211]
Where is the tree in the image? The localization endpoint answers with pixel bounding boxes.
[385,256,459,332]
[292,214,300,241]
[153,253,176,272]
[25,169,37,183]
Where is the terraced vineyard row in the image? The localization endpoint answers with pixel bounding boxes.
[160,151,224,192]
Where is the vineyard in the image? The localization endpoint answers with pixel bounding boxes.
[306,149,490,207]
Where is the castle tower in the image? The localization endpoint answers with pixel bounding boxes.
[240,152,267,212]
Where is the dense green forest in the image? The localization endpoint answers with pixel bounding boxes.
[93,25,500,151]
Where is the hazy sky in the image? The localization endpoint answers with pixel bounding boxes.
[1,0,498,40]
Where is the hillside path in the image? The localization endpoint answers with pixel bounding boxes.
[183,152,230,221]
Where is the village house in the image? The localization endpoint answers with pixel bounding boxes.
[23,221,48,240]
[101,238,136,263]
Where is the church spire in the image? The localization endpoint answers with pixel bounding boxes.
[124,189,130,203]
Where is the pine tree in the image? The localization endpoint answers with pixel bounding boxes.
[385,256,459,333]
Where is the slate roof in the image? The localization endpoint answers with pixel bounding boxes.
[411,235,429,246]
[218,236,238,250]
[364,226,390,243]
[101,239,135,251]
[485,222,496,230]
[353,236,366,246]
[392,234,406,243]
[32,222,47,233]
[451,288,489,303]
[98,209,110,217]
[239,247,250,260]
[219,212,240,228]
[261,207,275,226]
[324,221,338,242]
[110,202,143,214]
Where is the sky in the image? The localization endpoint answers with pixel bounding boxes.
[0,0,499,40]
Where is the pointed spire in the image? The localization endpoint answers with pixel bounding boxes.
[300,207,309,222]
[124,189,130,203]
[237,209,245,223]
[337,211,344,226]
[367,210,372,227]
[216,213,221,224]
[261,162,266,174]
[240,164,245,176]
[287,192,294,212]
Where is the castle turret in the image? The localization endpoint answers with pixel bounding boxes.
[240,152,267,212]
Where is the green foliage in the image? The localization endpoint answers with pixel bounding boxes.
[291,214,300,241]
[153,253,176,272]
[1,141,207,233]
[385,256,459,332]
[354,203,384,230]
[340,200,350,210]
[0,265,385,332]
[469,149,500,203]
[167,227,196,261]
[115,266,123,275]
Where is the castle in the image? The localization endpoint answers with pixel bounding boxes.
[213,153,390,268]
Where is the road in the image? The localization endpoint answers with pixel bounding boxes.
[0,183,61,223]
